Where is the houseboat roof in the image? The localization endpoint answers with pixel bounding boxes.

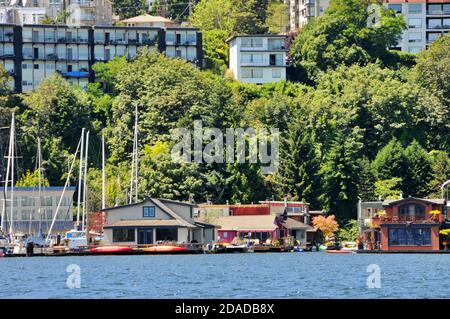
[103,219,194,228]
[309,210,325,215]
[280,218,315,231]
[259,200,309,205]
[382,198,446,206]
[215,215,278,232]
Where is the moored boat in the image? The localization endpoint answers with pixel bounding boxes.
[90,246,133,253]
[141,245,188,253]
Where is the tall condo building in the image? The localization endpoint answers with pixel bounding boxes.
[0,24,203,92]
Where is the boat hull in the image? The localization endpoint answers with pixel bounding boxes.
[90,246,133,254]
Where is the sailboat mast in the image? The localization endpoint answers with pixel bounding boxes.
[134,105,138,203]
[9,113,15,238]
[76,128,85,228]
[102,132,106,210]
[129,104,138,204]
[82,130,89,231]
[1,114,13,232]
[37,137,42,234]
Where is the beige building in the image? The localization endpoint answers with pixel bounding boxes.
[102,198,217,246]
[120,14,176,28]
[0,186,76,235]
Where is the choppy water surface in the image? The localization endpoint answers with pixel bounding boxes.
[1,253,449,298]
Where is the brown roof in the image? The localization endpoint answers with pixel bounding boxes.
[280,218,315,231]
[214,215,278,231]
[383,198,446,206]
[104,219,191,228]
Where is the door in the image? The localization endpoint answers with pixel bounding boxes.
[138,229,153,245]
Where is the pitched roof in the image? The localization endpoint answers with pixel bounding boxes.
[383,198,446,206]
[104,219,189,228]
[121,14,174,24]
[214,215,278,232]
[280,218,315,231]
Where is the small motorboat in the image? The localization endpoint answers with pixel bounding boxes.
[141,245,188,253]
[90,246,133,253]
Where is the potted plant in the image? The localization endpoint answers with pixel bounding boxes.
[429,209,441,222]
[439,229,450,250]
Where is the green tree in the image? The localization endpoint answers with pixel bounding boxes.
[403,140,432,197]
[266,0,288,33]
[356,157,376,201]
[428,150,450,198]
[374,177,402,199]
[319,128,363,221]
[275,111,322,208]
[372,138,407,182]
[16,169,50,187]
[290,0,405,80]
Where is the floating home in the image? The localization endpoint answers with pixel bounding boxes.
[359,197,448,252]
[101,198,217,246]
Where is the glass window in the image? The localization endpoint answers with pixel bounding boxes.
[408,47,421,54]
[156,228,178,241]
[408,32,422,43]
[388,4,402,14]
[223,232,228,238]
[408,3,422,14]
[443,18,450,28]
[428,19,442,29]
[444,4,450,14]
[143,206,155,218]
[428,4,442,14]
[427,32,441,43]
[408,18,422,28]
[389,227,432,246]
[113,228,135,242]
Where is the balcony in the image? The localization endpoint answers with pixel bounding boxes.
[371,214,444,226]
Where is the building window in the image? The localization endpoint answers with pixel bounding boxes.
[223,231,228,238]
[143,206,155,217]
[408,18,422,29]
[408,3,422,14]
[113,228,135,242]
[408,47,421,54]
[388,227,431,246]
[398,204,425,220]
[408,32,422,43]
[388,4,402,14]
[272,68,282,78]
[241,68,263,79]
[34,64,39,70]
[156,228,178,241]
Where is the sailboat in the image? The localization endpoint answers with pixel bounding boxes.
[64,129,90,251]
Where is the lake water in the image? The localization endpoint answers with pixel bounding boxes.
[1,253,449,298]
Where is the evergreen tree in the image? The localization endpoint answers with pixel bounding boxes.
[403,140,432,197]
[356,157,376,201]
[275,112,321,208]
[319,128,362,220]
[372,138,407,181]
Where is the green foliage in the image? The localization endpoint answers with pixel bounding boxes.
[16,170,50,187]
[290,0,405,81]
[337,219,359,242]
[373,138,407,182]
[266,0,288,33]
[374,177,402,200]
[403,140,432,197]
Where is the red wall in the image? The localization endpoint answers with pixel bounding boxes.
[230,205,270,216]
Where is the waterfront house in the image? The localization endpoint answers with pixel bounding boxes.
[0,186,76,235]
[121,14,176,28]
[214,214,313,248]
[359,197,447,251]
[101,197,217,246]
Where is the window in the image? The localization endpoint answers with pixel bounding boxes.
[399,204,425,219]
[241,37,263,48]
[156,228,178,241]
[34,64,39,70]
[427,32,441,43]
[143,206,155,217]
[428,4,442,14]
[408,3,422,14]
[241,53,263,64]
[408,46,421,54]
[388,4,402,14]
[223,231,228,238]
[388,227,431,246]
[428,19,442,29]
[41,196,52,206]
[408,18,422,28]
[408,32,422,43]
[241,68,263,79]
[113,228,135,242]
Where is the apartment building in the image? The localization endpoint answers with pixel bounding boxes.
[227,35,287,84]
[0,186,76,235]
[0,24,203,92]
[286,0,329,30]
[0,0,112,26]
[385,0,450,53]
